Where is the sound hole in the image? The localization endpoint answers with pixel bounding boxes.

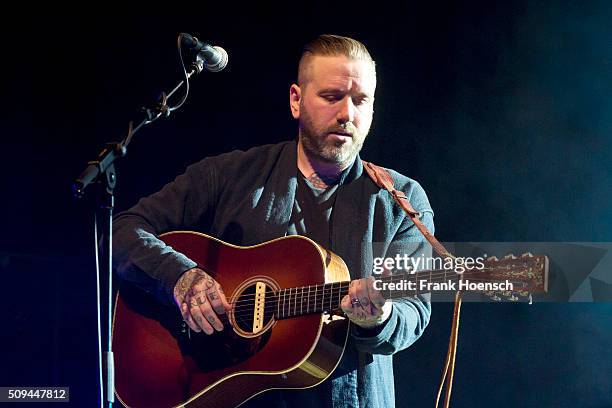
[233,283,276,335]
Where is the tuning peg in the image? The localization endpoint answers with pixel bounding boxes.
[502,254,517,260]
[521,252,534,258]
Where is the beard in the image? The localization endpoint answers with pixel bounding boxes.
[299,106,369,167]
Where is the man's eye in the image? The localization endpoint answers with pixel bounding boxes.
[322,95,340,102]
[354,97,369,105]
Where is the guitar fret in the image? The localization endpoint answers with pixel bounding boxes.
[290,288,294,317]
[281,289,284,318]
[396,274,400,297]
[444,268,447,287]
[280,288,285,319]
[430,269,433,294]
[307,285,310,313]
[383,277,388,300]
[404,271,420,296]
[293,287,297,317]
[301,286,304,315]
[279,289,282,319]
[321,284,324,312]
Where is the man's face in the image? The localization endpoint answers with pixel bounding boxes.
[290,55,376,166]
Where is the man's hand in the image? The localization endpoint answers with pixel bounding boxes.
[173,267,232,334]
[341,276,392,329]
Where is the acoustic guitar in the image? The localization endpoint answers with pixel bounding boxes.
[112,231,548,408]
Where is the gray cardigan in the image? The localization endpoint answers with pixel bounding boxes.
[113,140,434,408]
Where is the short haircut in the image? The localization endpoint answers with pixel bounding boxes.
[297,34,376,87]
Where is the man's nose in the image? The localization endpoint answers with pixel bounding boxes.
[336,96,355,124]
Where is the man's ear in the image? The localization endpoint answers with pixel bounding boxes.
[289,84,301,119]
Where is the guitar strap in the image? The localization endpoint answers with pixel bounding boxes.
[361,160,454,261]
[361,160,463,408]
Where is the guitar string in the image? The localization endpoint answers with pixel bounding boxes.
[227,265,530,303]
[201,275,528,331]
[230,276,529,316]
[231,279,527,323]
[227,267,533,308]
[229,275,531,313]
[195,261,541,327]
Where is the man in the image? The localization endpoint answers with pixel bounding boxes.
[114,34,433,408]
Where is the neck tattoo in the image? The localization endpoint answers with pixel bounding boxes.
[306,172,339,189]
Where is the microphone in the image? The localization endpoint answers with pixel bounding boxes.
[180,33,228,72]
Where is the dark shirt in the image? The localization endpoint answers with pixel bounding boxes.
[287,168,350,249]
[113,140,434,408]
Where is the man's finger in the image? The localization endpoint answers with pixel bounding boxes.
[340,294,353,314]
[181,302,201,332]
[188,296,214,334]
[198,299,224,332]
[217,284,232,311]
[353,279,372,317]
[367,276,387,312]
[206,285,228,315]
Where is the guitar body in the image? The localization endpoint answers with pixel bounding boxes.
[112,232,351,408]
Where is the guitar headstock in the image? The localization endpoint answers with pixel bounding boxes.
[478,253,549,302]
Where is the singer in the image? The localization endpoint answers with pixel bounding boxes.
[113,34,433,408]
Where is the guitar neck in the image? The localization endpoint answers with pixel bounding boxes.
[275,268,503,319]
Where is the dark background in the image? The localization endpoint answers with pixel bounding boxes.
[1,3,611,407]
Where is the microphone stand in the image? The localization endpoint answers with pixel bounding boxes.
[73,57,206,408]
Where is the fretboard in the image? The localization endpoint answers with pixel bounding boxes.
[275,268,483,319]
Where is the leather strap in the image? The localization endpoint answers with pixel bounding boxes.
[361,159,461,408]
[361,160,455,260]
[435,291,463,408]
